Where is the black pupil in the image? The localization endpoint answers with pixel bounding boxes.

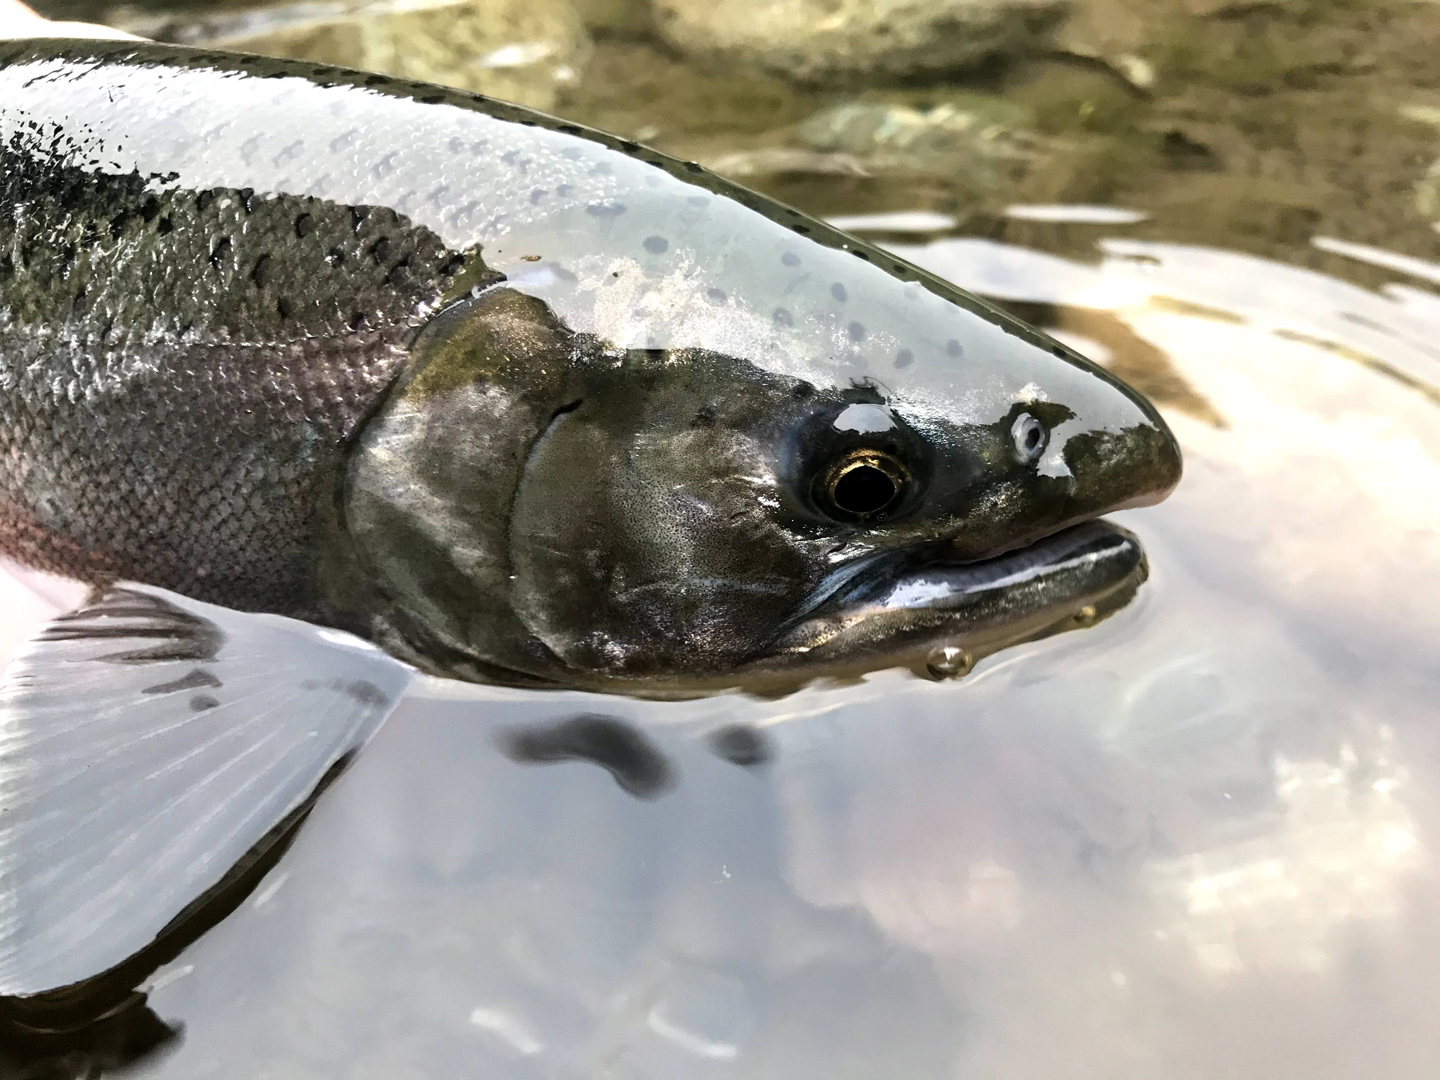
[1025,424,1041,450]
[833,464,897,516]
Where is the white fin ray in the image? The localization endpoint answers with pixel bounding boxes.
[0,584,412,996]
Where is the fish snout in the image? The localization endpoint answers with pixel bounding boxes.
[1057,379,1183,517]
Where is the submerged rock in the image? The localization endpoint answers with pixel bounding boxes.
[568,0,651,36]
[651,0,1066,85]
[121,0,589,111]
[1051,0,1162,90]
[1418,159,1440,233]
[701,146,875,179]
[793,97,1043,188]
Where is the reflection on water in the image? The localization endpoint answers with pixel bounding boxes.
[0,992,178,1076]
[5,227,1436,1078]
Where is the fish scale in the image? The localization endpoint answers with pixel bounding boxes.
[0,120,471,614]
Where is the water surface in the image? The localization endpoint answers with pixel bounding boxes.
[4,4,1440,1074]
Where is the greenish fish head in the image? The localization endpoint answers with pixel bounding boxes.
[346,272,1180,692]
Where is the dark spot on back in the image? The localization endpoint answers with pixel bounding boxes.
[643,235,668,254]
[586,202,627,218]
[334,679,390,707]
[196,190,214,212]
[190,694,220,712]
[847,321,866,342]
[831,282,848,302]
[326,245,347,268]
[773,307,793,327]
[371,237,391,264]
[209,237,232,270]
[782,252,801,267]
[363,73,388,86]
[894,348,914,369]
[156,216,173,235]
[294,213,313,239]
[946,339,964,357]
[144,667,222,696]
[500,714,674,800]
[706,287,727,303]
[709,723,772,768]
[276,296,292,319]
[695,405,716,426]
[792,382,815,399]
[138,195,160,223]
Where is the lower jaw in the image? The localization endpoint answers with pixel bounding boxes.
[501,520,1148,701]
[739,519,1148,694]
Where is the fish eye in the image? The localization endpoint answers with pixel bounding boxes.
[1012,413,1048,463]
[819,450,909,520]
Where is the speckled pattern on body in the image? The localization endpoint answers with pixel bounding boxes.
[0,116,468,612]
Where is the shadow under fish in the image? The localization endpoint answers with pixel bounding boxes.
[0,39,1180,1036]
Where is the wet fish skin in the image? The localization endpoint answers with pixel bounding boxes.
[0,112,468,617]
[0,40,1181,691]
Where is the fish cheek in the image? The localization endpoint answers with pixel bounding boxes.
[342,288,582,680]
[508,407,812,680]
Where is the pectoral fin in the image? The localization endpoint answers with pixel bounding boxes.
[0,585,412,997]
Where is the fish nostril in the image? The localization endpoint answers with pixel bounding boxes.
[1012,413,1048,463]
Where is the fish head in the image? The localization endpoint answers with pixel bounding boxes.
[345,158,1178,691]
[505,295,1178,688]
[347,264,1179,691]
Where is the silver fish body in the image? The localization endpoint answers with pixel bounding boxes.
[0,40,1179,692]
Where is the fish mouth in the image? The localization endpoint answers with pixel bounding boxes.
[756,520,1147,681]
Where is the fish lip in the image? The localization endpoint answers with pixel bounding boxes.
[761,519,1147,668]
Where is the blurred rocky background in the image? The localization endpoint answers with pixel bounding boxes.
[32,0,1440,273]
